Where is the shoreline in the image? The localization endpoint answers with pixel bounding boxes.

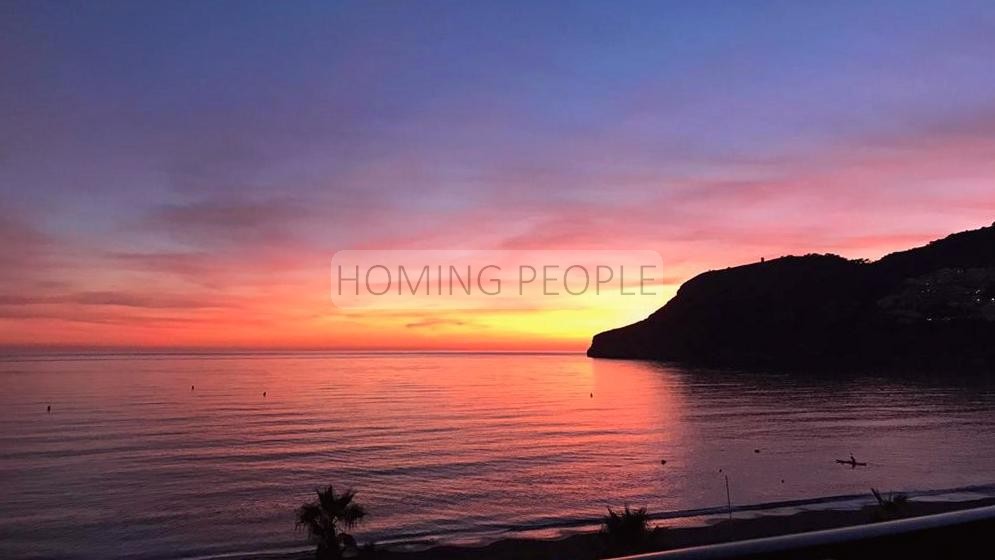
[258,496,995,560]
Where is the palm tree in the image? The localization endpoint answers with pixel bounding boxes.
[600,505,660,556]
[296,486,367,560]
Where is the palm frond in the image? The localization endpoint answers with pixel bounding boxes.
[341,503,367,528]
[318,486,339,513]
[296,503,322,530]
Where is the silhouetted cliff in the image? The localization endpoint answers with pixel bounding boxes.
[588,223,995,370]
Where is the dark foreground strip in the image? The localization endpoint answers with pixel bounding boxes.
[610,504,995,560]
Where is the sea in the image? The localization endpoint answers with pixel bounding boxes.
[2,352,995,559]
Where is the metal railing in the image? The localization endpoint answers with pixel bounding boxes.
[608,504,995,559]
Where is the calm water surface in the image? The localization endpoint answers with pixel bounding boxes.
[2,352,995,559]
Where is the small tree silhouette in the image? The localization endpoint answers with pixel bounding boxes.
[600,505,660,556]
[296,486,367,559]
[870,488,909,521]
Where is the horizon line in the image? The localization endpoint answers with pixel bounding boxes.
[0,347,586,356]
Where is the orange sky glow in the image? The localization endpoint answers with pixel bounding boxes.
[3,2,995,351]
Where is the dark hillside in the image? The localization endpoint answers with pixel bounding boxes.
[588,223,995,371]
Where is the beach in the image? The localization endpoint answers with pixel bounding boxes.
[298,497,995,560]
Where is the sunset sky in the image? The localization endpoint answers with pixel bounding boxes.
[3,1,995,350]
